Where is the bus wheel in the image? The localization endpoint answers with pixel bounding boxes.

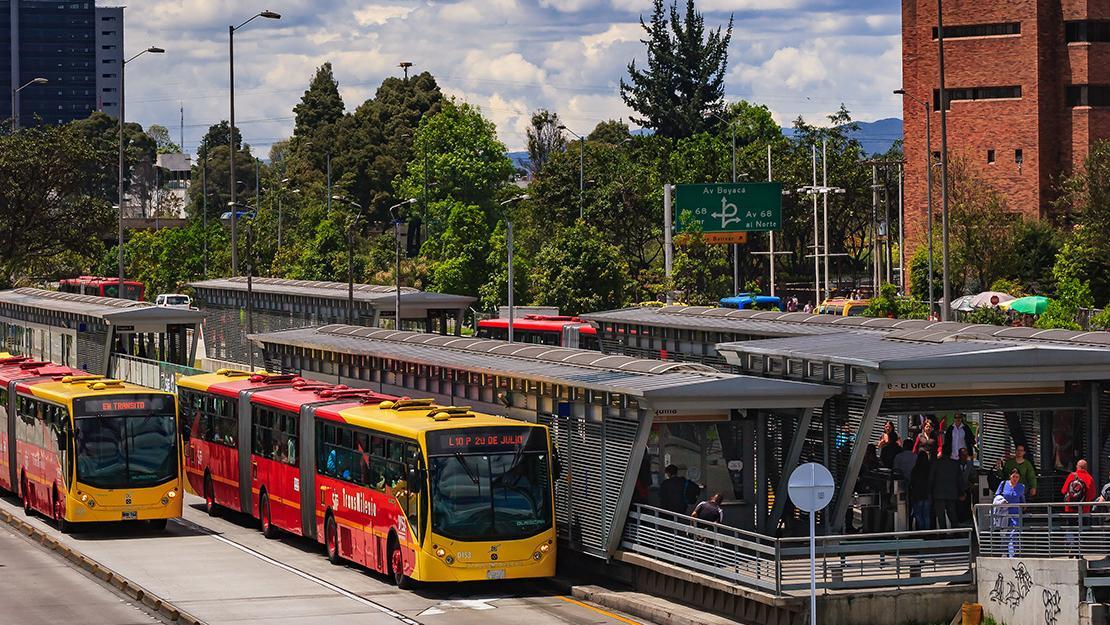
[204,473,218,517]
[260,493,277,539]
[53,490,70,534]
[148,519,168,531]
[325,515,341,565]
[21,475,32,517]
[388,538,413,590]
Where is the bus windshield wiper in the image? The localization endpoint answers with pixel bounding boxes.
[454,453,480,485]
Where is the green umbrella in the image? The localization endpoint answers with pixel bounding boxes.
[1002,296,1050,315]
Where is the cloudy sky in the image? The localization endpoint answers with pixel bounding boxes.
[118,0,902,155]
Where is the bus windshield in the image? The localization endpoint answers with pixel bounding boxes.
[427,427,551,541]
[73,395,177,490]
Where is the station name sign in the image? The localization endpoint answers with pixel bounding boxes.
[884,381,1065,398]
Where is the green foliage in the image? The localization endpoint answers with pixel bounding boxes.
[587,119,632,144]
[947,156,1015,293]
[620,0,733,139]
[724,100,780,146]
[186,144,261,222]
[988,278,1025,298]
[1036,277,1093,330]
[529,221,630,315]
[863,283,928,319]
[69,111,156,202]
[197,120,242,159]
[526,110,566,177]
[965,306,1009,326]
[103,222,225,295]
[672,213,730,305]
[293,63,345,140]
[0,123,114,287]
[147,124,181,154]
[1009,219,1059,295]
[478,220,530,313]
[1090,307,1110,331]
[425,201,491,297]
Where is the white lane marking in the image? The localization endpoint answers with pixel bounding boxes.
[173,517,421,625]
[417,598,500,616]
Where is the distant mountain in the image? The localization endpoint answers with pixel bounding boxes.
[782,118,903,156]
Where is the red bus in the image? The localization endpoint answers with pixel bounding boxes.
[59,276,145,301]
[477,315,598,350]
[179,370,556,586]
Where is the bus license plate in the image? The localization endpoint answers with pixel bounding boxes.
[122,511,138,520]
[486,569,505,580]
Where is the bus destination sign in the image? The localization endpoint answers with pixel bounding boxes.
[426,427,545,455]
[74,394,172,417]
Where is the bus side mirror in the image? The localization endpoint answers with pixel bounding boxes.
[552,450,563,478]
[407,467,424,493]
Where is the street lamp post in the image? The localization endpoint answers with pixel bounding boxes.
[389,199,418,329]
[894,89,935,316]
[226,202,257,368]
[936,0,952,320]
[331,195,364,325]
[500,194,530,343]
[229,9,281,276]
[557,125,585,219]
[118,47,164,286]
[10,77,47,132]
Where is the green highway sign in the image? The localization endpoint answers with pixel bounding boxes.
[675,183,783,233]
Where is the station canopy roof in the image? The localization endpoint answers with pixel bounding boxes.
[584,305,1110,347]
[251,324,837,411]
[718,331,1110,384]
[0,288,206,328]
[189,277,475,308]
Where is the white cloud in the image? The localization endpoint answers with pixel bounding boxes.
[353,4,416,26]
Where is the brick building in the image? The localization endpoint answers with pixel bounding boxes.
[901,0,1110,272]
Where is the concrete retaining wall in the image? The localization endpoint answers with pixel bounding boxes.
[978,557,1080,625]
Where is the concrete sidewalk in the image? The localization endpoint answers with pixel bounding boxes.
[550,577,749,625]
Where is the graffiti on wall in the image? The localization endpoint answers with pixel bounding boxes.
[988,562,1034,610]
[1043,589,1061,625]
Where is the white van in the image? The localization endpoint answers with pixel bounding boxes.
[155,294,192,309]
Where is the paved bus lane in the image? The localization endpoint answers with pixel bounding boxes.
[0,524,162,625]
[0,494,640,625]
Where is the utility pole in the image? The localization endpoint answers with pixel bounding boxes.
[937,0,952,320]
[811,145,820,306]
[872,163,880,290]
[898,163,905,290]
[663,184,673,304]
[769,145,775,296]
[500,195,530,342]
[389,199,417,329]
[202,152,208,278]
[822,138,831,297]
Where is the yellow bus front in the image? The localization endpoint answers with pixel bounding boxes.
[413,424,557,582]
[64,391,183,524]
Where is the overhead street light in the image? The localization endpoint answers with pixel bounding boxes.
[895,88,937,318]
[499,194,530,343]
[10,77,48,132]
[228,202,258,368]
[118,45,165,288]
[229,10,282,276]
[556,124,585,220]
[388,198,418,328]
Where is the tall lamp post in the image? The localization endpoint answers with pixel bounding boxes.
[10,77,48,132]
[226,202,257,368]
[936,0,952,320]
[331,195,363,325]
[894,89,936,317]
[229,9,281,276]
[117,47,164,285]
[388,199,417,329]
[500,194,530,343]
[556,125,585,219]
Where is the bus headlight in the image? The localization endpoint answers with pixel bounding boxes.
[162,489,177,505]
[435,548,446,558]
[79,492,88,502]
[539,543,551,554]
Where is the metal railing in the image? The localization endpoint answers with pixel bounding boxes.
[621,504,974,596]
[974,502,1110,558]
[110,354,203,394]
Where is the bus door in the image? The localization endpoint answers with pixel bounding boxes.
[238,390,265,515]
[562,325,580,349]
[4,380,16,491]
[299,404,322,541]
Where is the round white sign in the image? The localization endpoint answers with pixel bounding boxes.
[787,462,835,513]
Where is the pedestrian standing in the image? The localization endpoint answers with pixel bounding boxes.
[943,412,976,460]
[803,301,813,313]
[909,451,933,531]
[1061,459,1096,553]
[878,421,901,468]
[893,439,918,481]
[996,444,1038,498]
[913,419,941,458]
[930,453,963,529]
[957,447,976,522]
[995,469,1026,557]
[659,464,699,515]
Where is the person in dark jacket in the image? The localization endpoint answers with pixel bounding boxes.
[930,453,963,529]
[878,421,902,468]
[909,451,932,531]
[659,464,699,514]
[942,413,976,460]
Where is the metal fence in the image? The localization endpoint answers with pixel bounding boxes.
[621,504,974,596]
[110,354,204,394]
[974,502,1110,558]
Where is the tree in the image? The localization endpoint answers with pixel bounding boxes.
[530,221,630,315]
[69,111,156,203]
[672,216,730,305]
[1053,140,1110,303]
[1036,277,1093,331]
[0,123,114,287]
[724,100,780,146]
[588,119,631,144]
[185,144,260,221]
[197,120,242,160]
[525,109,566,177]
[293,62,345,140]
[147,124,181,154]
[620,0,732,139]
[425,201,491,297]
[946,156,1016,294]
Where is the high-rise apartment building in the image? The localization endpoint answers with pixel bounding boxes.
[2,0,122,127]
[901,0,1110,263]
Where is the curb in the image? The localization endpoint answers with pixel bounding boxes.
[0,507,205,625]
[547,577,744,625]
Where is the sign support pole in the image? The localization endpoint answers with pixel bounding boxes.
[812,145,821,307]
[768,145,775,297]
[809,510,817,625]
[664,184,673,304]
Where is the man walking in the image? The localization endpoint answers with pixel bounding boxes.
[1061,459,1096,553]
[996,444,1038,498]
[659,464,699,515]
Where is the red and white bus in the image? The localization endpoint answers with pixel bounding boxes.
[178,370,556,586]
[477,315,599,350]
[59,276,145,301]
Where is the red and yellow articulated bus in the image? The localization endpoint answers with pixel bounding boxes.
[178,370,556,587]
[0,355,182,531]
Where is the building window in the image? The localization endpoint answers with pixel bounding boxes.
[932,22,1020,39]
[1067,85,1110,107]
[987,150,995,164]
[933,86,1022,109]
[1066,20,1110,43]
[1015,149,1023,165]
